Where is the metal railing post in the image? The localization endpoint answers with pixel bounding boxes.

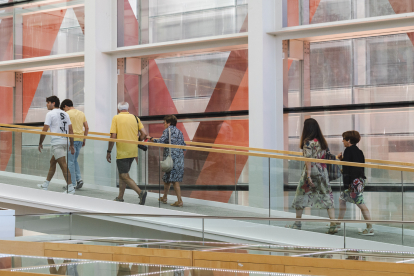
[343,222,346,249]
[202,218,205,245]
[69,212,72,240]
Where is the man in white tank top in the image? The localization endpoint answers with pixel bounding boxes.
[37,96,76,194]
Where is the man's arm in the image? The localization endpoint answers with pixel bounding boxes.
[38,125,50,153]
[82,121,89,146]
[107,133,117,163]
[68,125,74,146]
[68,125,75,154]
[138,127,148,141]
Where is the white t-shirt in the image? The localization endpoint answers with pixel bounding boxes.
[44,108,72,146]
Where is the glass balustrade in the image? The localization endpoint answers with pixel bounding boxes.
[1,125,414,251]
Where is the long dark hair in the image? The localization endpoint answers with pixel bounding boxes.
[299,118,328,150]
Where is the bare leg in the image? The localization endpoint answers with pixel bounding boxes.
[162,183,171,200]
[357,203,372,229]
[327,208,336,226]
[46,156,57,181]
[294,208,304,227]
[118,178,127,200]
[296,208,304,219]
[56,157,72,185]
[173,182,182,202]
[337,199,347,226]
[119,173,142,195]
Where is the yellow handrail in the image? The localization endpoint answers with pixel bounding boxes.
[2,123,413,169]
[1,125,414,173]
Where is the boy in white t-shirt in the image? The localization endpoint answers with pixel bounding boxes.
[37,96,76,194]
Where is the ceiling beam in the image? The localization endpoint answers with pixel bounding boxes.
[0,52,84,73]
[103,33,248,59]
[269,13,414,42]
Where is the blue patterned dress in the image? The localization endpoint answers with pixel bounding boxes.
[154,126,186,183]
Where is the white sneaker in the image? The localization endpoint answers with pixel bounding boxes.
[62,189,75,195]
[62,185,77,190]
[37,184,48,190]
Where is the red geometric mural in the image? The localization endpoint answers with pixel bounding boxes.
[0,10,14,171]
[310,0,322,23]
[123,0,139,47]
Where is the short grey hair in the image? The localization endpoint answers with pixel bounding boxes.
[118,102,129,111]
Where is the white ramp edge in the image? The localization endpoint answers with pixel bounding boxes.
[0,183,413,252]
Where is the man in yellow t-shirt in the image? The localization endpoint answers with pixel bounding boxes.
[61,99,89,190]
[107,102,148,205]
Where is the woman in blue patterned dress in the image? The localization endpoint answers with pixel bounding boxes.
[149,115,186,207]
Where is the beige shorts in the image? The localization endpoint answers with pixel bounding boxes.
[52,144,67,160]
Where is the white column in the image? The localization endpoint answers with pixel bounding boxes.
[84,0,118,186]
[248,0,284,211]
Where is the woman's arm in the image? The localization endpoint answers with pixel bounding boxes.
[303,142,315,187]
[305,161,315,187]
[153,128,169,144]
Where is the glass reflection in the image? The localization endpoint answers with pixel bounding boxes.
[118,0,248,46]
[0,0,84,60]
[285,0,414,27]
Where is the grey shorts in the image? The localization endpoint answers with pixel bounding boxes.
[52,144,67,160]
[116,158,134,174]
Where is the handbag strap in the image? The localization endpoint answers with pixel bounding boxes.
[168,127,172,157]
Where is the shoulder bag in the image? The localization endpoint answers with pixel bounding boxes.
[134,115,147,151]
[160,128,174,173]
[325,149,341,182]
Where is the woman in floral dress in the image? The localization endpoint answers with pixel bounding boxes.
[290,118,337,234]
[149,115,186,207]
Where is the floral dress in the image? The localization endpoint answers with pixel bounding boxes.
[292,139,334,210]
[154,126,186,183]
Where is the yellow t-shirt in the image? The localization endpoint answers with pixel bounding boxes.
[110,112,144,159]
[66,109,87,142]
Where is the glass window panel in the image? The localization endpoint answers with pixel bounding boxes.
[11,1,85,60]
[288,60,301,108]
[310,40,352,90]
[286,0,414,26]
[288,34,414,107]
[288,107,414,162]
[0,6,13,62]
[310,0,352,24]
[24,68,84,123]
[149,0,235,17]
[140,50,248,116]
[120,0,248,46]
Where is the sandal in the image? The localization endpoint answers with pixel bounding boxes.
[359,228,374,236]
[285,222,302,230]
[158,197,167,204]
[326,223,342,231]
[171,201,183,207]
[326,225,338,235]
[114,197,124,202]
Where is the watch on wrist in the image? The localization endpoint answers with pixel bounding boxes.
[107,150,111,153]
